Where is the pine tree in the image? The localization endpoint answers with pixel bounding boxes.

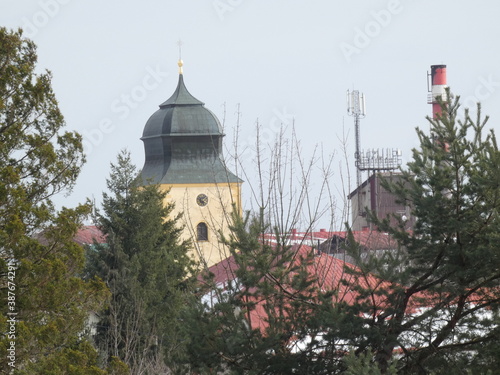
[183,210,354,375]
[343,350,397,375]
[345,92,500,374]
[0,28,110,374]
[87,150,196,374]
[181,128,353,374]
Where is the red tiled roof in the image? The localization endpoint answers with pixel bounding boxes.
[73,225,106,245]
[262,229,400,251]
[203,244,391,331]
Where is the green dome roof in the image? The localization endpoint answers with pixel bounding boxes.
[140,73,241,185]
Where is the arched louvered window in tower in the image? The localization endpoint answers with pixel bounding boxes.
[197,222,208,241]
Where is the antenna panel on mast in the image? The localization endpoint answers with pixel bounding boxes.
[347,90,366,117]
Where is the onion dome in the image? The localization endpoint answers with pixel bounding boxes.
[140,62,241,185]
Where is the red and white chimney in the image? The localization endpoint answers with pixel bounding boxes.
[428,64,447,118]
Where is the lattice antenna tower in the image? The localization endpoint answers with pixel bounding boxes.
[347,89,366,188]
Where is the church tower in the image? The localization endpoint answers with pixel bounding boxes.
[140,60,242,268]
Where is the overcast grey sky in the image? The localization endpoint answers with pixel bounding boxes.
[2,1,500,228]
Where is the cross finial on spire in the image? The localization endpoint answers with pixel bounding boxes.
[177,39,183,75]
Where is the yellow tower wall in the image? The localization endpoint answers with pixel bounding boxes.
[160,182,242,268]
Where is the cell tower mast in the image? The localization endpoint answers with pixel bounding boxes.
[347,89,366,188]
[347,89,402,191]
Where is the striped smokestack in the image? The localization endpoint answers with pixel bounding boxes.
[428,64,447,118]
